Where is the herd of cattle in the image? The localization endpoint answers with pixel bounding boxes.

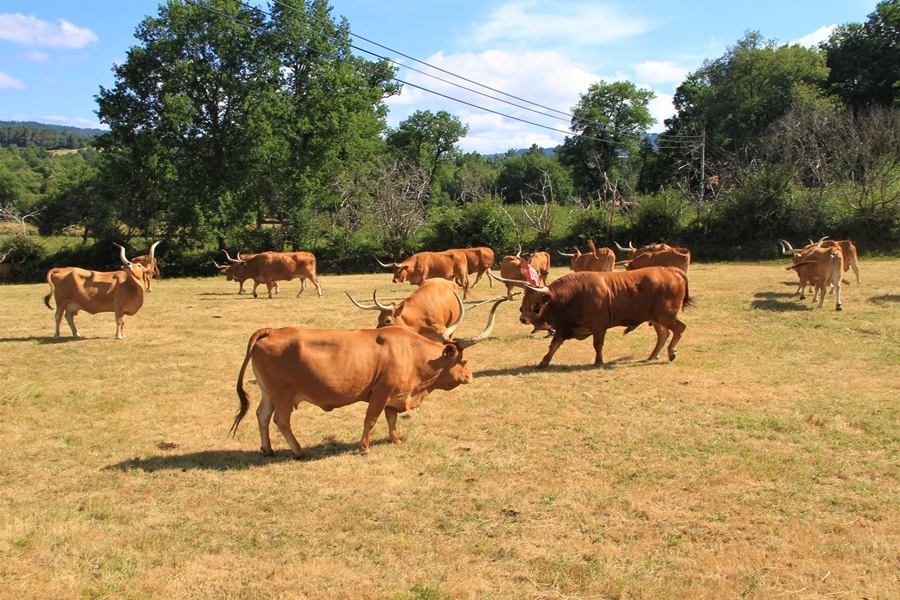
[17,236,859,457]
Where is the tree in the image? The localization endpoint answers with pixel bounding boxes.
[386,110,468,200]
[556,80,655,197]
[822,0,900,110]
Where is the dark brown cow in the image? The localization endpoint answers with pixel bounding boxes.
[128,241,161,292]
[377,251,472,298]
[43,244,148,339]
[491,267,691,368]
[451,247,495,288]
[346,279,463,343]
[223,251,321,299]
[232,297,508,456]
[559,240,614,272]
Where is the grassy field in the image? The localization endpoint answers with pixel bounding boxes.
[0,260,897,599]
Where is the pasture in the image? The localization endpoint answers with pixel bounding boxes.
[0,260,898,599]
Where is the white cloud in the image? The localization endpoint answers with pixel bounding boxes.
[26,50,52,63]
[0,13,98,48]
[635,61,687,85]
[647,93,676,132]
[0,71,26,90]
[467,1,651,48]
[792,25,837,48]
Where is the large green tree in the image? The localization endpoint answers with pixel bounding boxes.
[556,80,655,197]
[822,0,900,109]
[386,110,468,201]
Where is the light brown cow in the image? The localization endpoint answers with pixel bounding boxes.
[128,241,161,292]
[232,296,508,456]
[780,238,860,286]
[529,251,551,283]
[223,251,321,299]
[43,244,148,339]
[498,247,550,297]
[615,242,691,273]
[491,267,691,368]
[451,247,495,288]
[785,244,844,310]
[213,251,279,295]
[559,240,615,272]
[346,279,462,343]
[377,251,472,298]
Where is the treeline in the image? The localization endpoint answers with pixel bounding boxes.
[0,123,101,151]
[1,0,898,282]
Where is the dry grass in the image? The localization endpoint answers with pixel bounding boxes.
[0,261,898,599]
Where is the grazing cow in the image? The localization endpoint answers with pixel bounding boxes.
[128,241,161,292]
[221,251,321,299]
[346,279,462,343]
[784,244,845,310]
[377,251,472,298]
[0,252,22,283]
[491,267,691,368]
[213,251,279,295]
[615,242,691,273]
[559,240,615,272]
[232,296,508,456]
[451,247,495,289]
[43,244,148,339]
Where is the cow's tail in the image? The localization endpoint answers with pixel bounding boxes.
[231,328,270,437]
[676,268,694,310]
[43,269,57,310]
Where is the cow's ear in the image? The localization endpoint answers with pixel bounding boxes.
[442,345,459,359]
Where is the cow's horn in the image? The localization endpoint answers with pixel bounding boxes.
[148,241,160,260]
[614,241,628,252]
[516,243,522,258]
[372,290,394,311]
[488,271,549,294]
[222,249,240,264]
[557,249,576,258]
[776,239,795,253]
[454,297,509,350]
[212,260,226,269]
[376,258,401,268]
[345,291,382,311]
[440,293,466,343]
[114,242,129,264]
[816,236,830,247]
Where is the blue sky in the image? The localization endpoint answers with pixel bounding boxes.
[0,0,877,153]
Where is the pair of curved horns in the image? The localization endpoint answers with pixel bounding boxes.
[376,258,402,268]
[450,294,509,350]
[614,241,635,252]
[345,290,395,312]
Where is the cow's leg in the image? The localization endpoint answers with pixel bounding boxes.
[62,304,81,338]
[833,274,842,311]
[115,313,127,339]
[384,406,402,444]
[271,402,304,459]
[538,332,567,368]
[53,304,66,338]
[647,324,670,360]
[255,391,276,457]
[360,400,389,454]
[591,329,608,366]
[311,276,322,297]
[251,280,261,298]
[850,261,861,284]
[487,270,493,288]
[666,319,686,361]
[266,282,275,299]
[295,279,307,298]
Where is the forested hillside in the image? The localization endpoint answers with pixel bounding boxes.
[0,122,101,151]
[1,0,898,282]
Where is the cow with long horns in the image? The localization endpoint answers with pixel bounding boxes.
[377,251,472,298]
[491,267,691,368]
[614,241,691,273]
[212,251,279,295]
[558,240,614,272]
[217,251,321,298]
[778,238,845,310]
[128,241,161,292]
[232,296,508,456]
[43,244,149,339]
[346,279,462,343]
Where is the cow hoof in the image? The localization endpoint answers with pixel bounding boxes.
[836,305,842,311]
[536,363,549,369]
[291,453,306,461]
[260,447,275,457]
[669,353,677,362]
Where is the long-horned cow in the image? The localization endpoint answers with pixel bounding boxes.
[781,241,845,310]
[615,241,691,273]
[559,240,615,272]
[779,238,859,288]
[128,241,161,292]
[213,251,278,295]
[221,251,321,299]
[232,296,508,456]
[43,244,149,339]
[346,279,463,343]
[491,267,691,368]
[498,246,550,298]
[377,251,472,298]
[451,247,495,289]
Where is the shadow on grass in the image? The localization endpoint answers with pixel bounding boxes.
[104,436,378,471]
[869,294,900,304]
[475,356,665,377]
[0,335,90,344]
[750,291,810,312]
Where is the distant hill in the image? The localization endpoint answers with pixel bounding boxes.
[0,121,103,151]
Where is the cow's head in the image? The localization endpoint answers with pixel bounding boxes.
[114,243,148,284]
[489,272,552,330]
[377,258,410,283]
[346,290,404,328]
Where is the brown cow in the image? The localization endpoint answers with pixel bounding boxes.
[43,244,148,339]
[128,241,161,292]
[213,251,279,295]
[498,247,549,297]
[491,267,691,368]
[223,251,321,299]
[377,251,472,298]
[622,246,691,274]
[529,251,551,283]
[232,296,508,456]
[559,240,614,272]
[780,238,860,287]
[346,279,462,343]
[784,244,844,310]
[451,247,495,288]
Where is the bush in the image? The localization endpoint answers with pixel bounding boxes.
[423,198,515,252]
